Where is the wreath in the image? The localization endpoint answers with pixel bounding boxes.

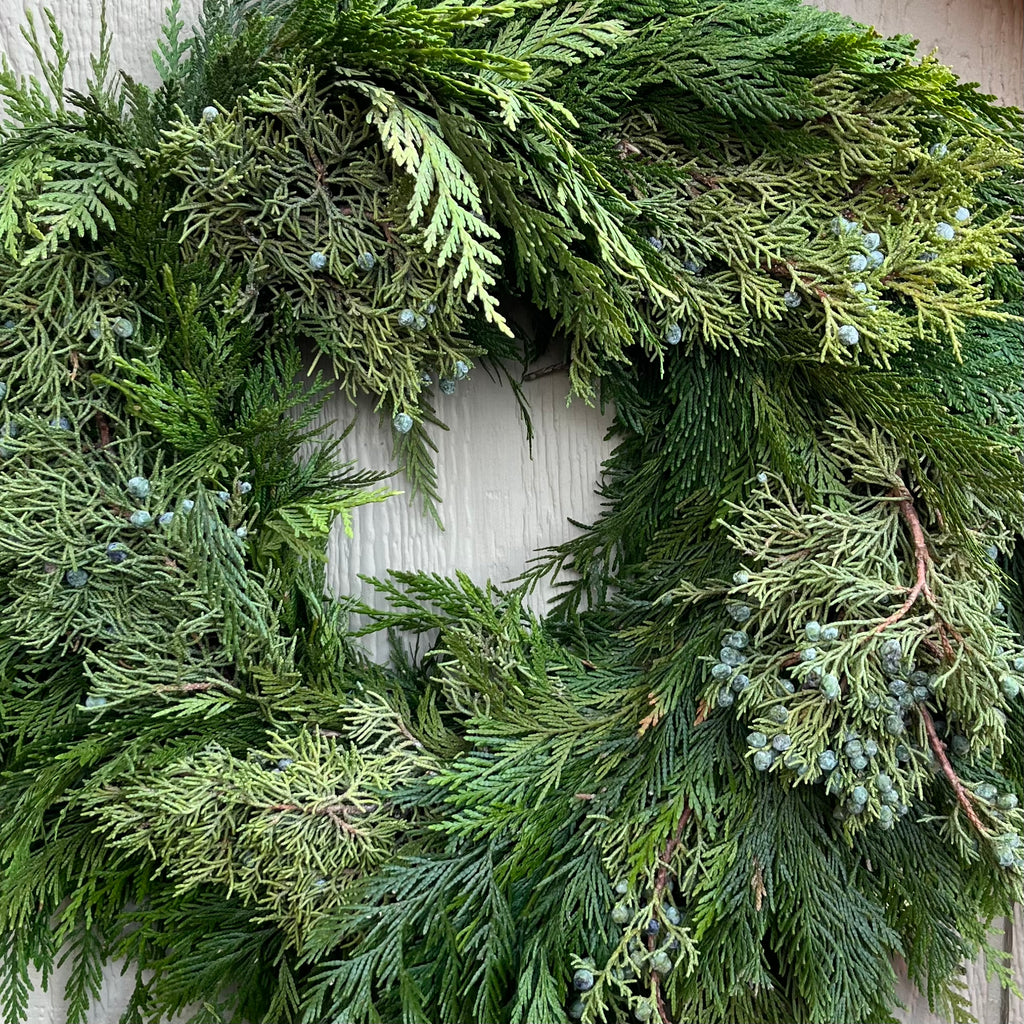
[0,1,1021,1022]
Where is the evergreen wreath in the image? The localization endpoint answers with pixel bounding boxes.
[0,1,1022,1022]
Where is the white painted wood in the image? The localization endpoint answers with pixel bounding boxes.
[322,360,612,662]
[0,0,202,116]
[817,0,1024,107]
[892,921,1015,1024]
[1010,902,1023,1024]
[2,0,1020,1020]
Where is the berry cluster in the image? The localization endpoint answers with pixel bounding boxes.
[305,248,381,274]
[62,477,255,590]
[708,574,1024,844]
[301,243,464,434]
[88,315,136,341]
[710,614,752,710]
[567,879,686,1022]
[392,359,470,433]
[818,196,971,351]
[830,217,890,346]
[124,475,184,534]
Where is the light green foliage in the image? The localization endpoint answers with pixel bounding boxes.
[712,455,1022,845]
[0,8,72,126]
[0,1,1022,1023]
[151,0,190,83]
[87,727,427,945]
[0,129,142,263]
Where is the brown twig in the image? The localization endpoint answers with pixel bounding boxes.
[325,807,361,836]
[157,681,214,693]
[396,719,424,749]
[654,807,693,903]
[522,361,569,382]
[936,623,956,660]
[751,858,766,912]
[645,804,692,1024]
[645,701,706,1024]
[95,411,112,448]
[765,256,831,303]
[919,705,987,835]
[266,801,369,835]
[866,493,984,833]
[651,971,671,1024]
[873,487,935,634]
[308,149,327,187]
[689,170,720,190]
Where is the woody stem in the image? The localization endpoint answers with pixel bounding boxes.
[919,705,987,835]
[873,487,934,634]
[647,702,707,1024]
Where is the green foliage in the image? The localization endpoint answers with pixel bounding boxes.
[151,0,191,84]
[0,1,1021,1023]
[0,126,142,263]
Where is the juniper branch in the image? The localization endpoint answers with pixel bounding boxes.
[919,705,988,836]
[872,485,936,632]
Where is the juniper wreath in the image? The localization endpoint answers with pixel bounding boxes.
[1,0,1022,1022]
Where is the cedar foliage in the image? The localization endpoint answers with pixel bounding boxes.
[0,1,1022,1022]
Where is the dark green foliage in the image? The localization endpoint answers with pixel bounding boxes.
[0,0,1021,1022]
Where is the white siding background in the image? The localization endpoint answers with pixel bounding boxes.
[1,0,1021,1020]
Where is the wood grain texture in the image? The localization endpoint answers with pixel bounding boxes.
[319,361,613,664]
[1010,902,1024,1024]
[1,0,1020,1020]
[0,0,200,114]
[817,0,1024,106]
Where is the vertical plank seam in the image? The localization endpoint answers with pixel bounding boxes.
[1002,910,1014,1024]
